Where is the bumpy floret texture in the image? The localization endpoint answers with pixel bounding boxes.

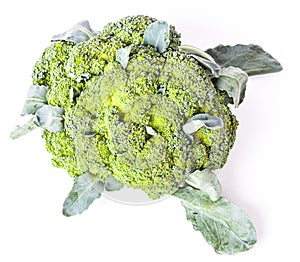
[32,15,237,198]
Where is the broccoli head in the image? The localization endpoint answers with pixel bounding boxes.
[25,16,237,198]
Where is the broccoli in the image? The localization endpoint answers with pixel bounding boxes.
[29,16,237,198]
[34,28,236,198]
[11,16,282,254]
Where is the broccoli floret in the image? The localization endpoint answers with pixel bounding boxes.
[32,41,75,87]
[65,35,124,83]
[32,15,237,198]
[65,15,181,83]
[158,53,238,169]
[101,15,157,45]
[101,15,181,49]
[32,41,85,109]
[43,130,82,176]
[31,41,84,173]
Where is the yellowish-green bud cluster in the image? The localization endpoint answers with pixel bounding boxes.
[31,15,237,198]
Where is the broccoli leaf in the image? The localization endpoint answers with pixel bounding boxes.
[63,172,104,217]
[185,170,221,201]
[52,20,95,43]
[143,21,170,53]
[180,45,216,62]
[215,66,248,108]
[182,113,223,134]
[145,126,157,136]
[105,176,123,191]
[206,44,282,76]
[21,85,49,115]
[173,186,257,254]
[10,116,38,139]
[36,105,65,132]
[189,55,221,78]
[116,45,132,69]
[180,45,221,77]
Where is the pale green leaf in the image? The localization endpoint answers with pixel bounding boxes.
[116,45,132,69]
[206,44,282,76]
[216,66,248,108]
[36,105,65,132]
[180,45,216,62]
[182,120,204,134]
[183,113,223,134]
[52,20,95,43]
[173,186,257,254]
[157,88,165,95]
[180,45,221,77]
[21,85,49,115]
[146,126,157,136]
[10,116,38,139]
[185,170,221,201]
[63,172,104,217]
[105,176,123,191]
[143,21,170,53]
[189,55,221,78]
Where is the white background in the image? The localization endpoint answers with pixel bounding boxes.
[1,0,299,261]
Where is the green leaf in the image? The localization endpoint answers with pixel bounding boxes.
[185,170,221,201]
[206,44,282,76]
[145,126,157,136]
[10,116,38,139]
[116,45,132,69]
[182,113,223,134]
[36,105,65,132]
[21,85,49,115]
[180,45,216,62]
[215,66,248,108]
[189,55,221,78]
[63,172,104,217]
[52,20,95,43]
[173,186,257,254]
[180,45,221,77]
[105,176,123,191]
[143,21,170,53]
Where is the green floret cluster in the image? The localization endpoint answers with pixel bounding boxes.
[30,15,237,198]
[101,15,181,48]
[42,130,82,176]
